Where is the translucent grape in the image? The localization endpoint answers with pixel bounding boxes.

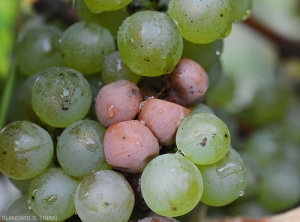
[74,170,135,222]
[257,161,300,212]
[0,121,53,180]
[31,67,92,128]
[84,0,132,13]
[75,0,130,36]
[16,25,63,76]
[56,119,111,179]
[4,195,44,222]
[117,10,183,77]
[232,0,252,22]
[197,147,247,206]
[176,112,231,165]
[141,153,203,217]
[182,39,223,70]
[168,0,233,44]
[101,51,141,85]
[28,168,79,221]
[59,21,116,74]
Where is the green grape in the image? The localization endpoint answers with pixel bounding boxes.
[27,167,79,221]
[74,0,130,36]
[176,112,230,165]
[74,170,135,222]
[4,195,44,222]
[59,21,116,75]
[205,59,223,89]
[117,10,183,77]
[102,51,141,85]
[0,121,54,180]
[168,0,233,44]
[84,0,132,13]
[232,0,252,22]
[257,161,300,212]
[9,177,32,193]
[191,103,215,115]
[56,119,111,179]
[182,39,223,70]
[16,25,63,76]
[31,67,92,128]
[197,147,247,207]
[18,72,41,123]
[141,153,203,217]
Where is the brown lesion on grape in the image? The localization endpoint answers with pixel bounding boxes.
[172,206,177,211]
[200,137,207,147]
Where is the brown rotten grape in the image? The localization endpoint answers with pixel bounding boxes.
[104,120,160,173]
[160,58,210,107]
[138,97,191,146]
[95,80,143,127]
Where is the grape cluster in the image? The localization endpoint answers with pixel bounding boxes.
[1,0,253,221]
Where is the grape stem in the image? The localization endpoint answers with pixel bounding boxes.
[206,206,300,222]
[0,57,17,129]
[244,17,300,58]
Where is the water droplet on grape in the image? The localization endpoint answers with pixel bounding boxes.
[216,51,221,56]
[24,200,32,210]
[108,105,115,118]
[42,194,58,205]
[170,168,175,173]
[238,190,244,196]
[216,158,244,179]
[158,109,164,114]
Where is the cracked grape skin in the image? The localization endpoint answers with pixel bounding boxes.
[31,67,92,128]
[176,112,231,165]
[117,10,183,77]
[0,121,53,180]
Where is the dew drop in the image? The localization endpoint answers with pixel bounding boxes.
[107,105,115,118]
[239,190,244,196]
[42,194,58,205]
[216,51,221,56]
[24,200,32,210]
[158,109,164,114]
[170,168,175,173]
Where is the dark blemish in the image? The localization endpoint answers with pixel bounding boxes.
[3,151,6,154]
[60,73,64,77]
[172,206,177,211]
[131,89,137,95]
[225,134,228,138]
[123,136,126,139]
[220,14,223,17]
[200,137,207,147]
[104,202,109,206]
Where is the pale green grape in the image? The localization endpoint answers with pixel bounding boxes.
[0,121,54,180]
[28,167,79,221]
[59,21,116,74]
[19,72,41,123]
[232,0,252,22]
[117,10,183,77]
[74,170,135,222]
[31,67,92,128]
[16,25,63,76]
[191,103,215,115]
[205,59,223,89]
[4,195,44,222]
[168,0,233,44]
[56,119,111,179]
[141,153,203,217]
[182,39,223,70]
[84,0,132,13]
[176,112,230,165]
[197,147,247,206]
[257,161,300,212]
[74,0,130,36]
[9,177,32,193]
[102,51,141,85]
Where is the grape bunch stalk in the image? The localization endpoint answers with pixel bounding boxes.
[7,0,298,221]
